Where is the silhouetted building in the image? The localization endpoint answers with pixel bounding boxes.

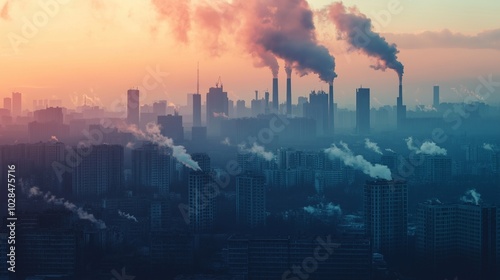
[192,93,201,127]
[132,143,171,195]
[356,88,370,134]
[34,107,64,124]
[188,171,215,232]
[191,153,211,172]
[416,202,499,278]
[433,85,440,108]
[72,144,123,197]
[3,97,11,112]
[364,180,408,259]
[12,91,22,117]
[153,100,167,116]
[304,90,328,136]
[157,113,184,142]
[236,174,266,228]
[127,89,140,126]
[206,84,228,137]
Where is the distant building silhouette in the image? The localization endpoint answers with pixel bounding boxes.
[433,85,440,108]
[132,143,171,195]
[206,83,228,137]
[157,113,184,142]
[3,97,11,113]
[192,93,201,127]
[12,91,22,117]
[356,87,370,134]
[127,89,140,126]
[304,90,328,136]
[236,173,266,228]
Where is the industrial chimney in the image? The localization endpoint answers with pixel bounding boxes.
[329,81,334,134]
[272,77,279,112]
[286,68,292,116]
[396,76,406,129]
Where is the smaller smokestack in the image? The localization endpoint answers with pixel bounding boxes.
[265,91,270,114]
[272,77,279,111]
[329,81,334,133]
[286,63,292,116]
[255,90,258,101]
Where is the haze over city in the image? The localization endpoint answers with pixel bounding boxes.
[1,1,500,280]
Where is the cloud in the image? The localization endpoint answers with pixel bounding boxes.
[405,137,447,156]
[324,142,392,180]
[483,143,495,151]
[364,138,382,155]
[382,29,500,50]
[385,148,395,153]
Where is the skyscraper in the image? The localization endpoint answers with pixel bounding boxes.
[153,100,167,116]
[364,180,408,259]
[127,89,140,126]
[157,114,184,142]
[192,93,201,127]
[206,83,228,137]
[3,97,11,112]
[191,153,211,172]
[72,144,124,197]
[356,87,370,134]
[132,143,171,195]
[188,171,215,232]
[12,92,21,117]
[304,91,328,136]
[433,85,440,108]
[236,173,266,228]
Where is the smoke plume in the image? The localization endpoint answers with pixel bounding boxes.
[303,202,342,216]
[483,143,495,151]
[326,2,404,79]
[238,142,275,161]
[364,138,382,155]
[385,148,395,153]
[460,189,482,205]
[49,136,59,142]
[28,186,106,229]
[405,137,447,156]
[1,1,9,20]
[150,0,191,43]
[325,142,392,180]
[285,61,293,78]
[120,123,201,171]
[221,137,231,146]
[118,210,138,223]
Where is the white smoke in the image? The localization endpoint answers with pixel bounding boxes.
[213,112,228,118]
[325,142,392,180]
[460,189,482,205]
[385,148,395,153]
[426,198,442,204]
[118,210,138,223]
[221,137,231,146]
[125,142,135,149]
[483,143,495,151]
[28,186,106,229]
[49,136,59,142]
[119,122,201,171]
[303,202,342,216]
[238,142,275,161]
[405,137,447,156]
[364,138,382,155]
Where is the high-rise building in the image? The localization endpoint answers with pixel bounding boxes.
[3,97,11,112]
[364,180,408,258]
[236,173,266,228]
[188,171,215,232]
[132,143,171,195]
[12,92,21,117]
[127,89,140,126]
[433,85,440,108]
[304,90,328,136]
[356,87,370,134]
[157,114,184,142]
[286,71,292,115]
[153,100,167,116]
[72,144,123,197]
[416,202,499,278]
[34,107,64,124]
[236,100,246,118]
[191,153,210,172]
[206,84,228,137]
[192,93,201,127]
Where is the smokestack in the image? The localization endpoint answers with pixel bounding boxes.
[329,81,334,134]
[397,76,406,129]
[265,91,270,114]
[255,90,258,101]
[286,63,292,115]
[272,77,278,111]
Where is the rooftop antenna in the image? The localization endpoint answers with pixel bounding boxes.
[197,62,199,95]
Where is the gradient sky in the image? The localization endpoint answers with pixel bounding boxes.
[1,0,499,111]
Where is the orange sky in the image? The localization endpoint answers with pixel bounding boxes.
[1,0,499,110]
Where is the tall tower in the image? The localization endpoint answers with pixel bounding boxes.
[364,180,408,258]
[433,85,440,108]
[236,173,266,228]
[193,94,201,127]
[12,92,21,117]
[188,171,214,232]
[356,87,370,134]
[286,65,292,116]
[206,80,228,137]
[127,89,140,126]
[272,77,279,111]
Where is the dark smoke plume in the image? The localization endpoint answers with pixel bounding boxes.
[327,2,403,79]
